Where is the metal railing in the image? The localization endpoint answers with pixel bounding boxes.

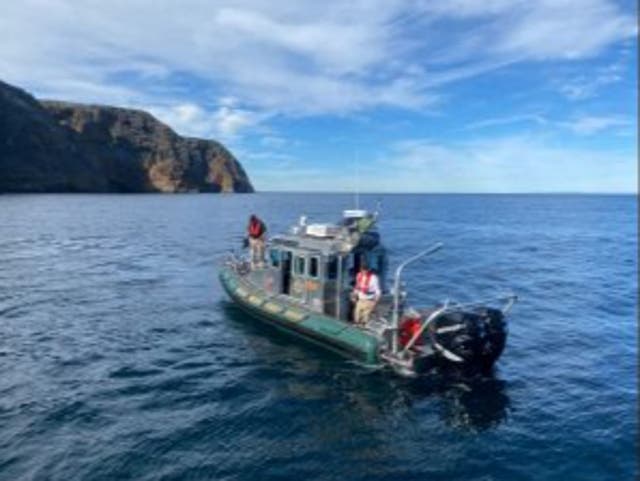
[390,242,443,353]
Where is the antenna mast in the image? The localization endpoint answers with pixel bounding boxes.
[354,150,360,209]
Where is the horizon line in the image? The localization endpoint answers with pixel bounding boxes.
[253,190,638,195]
[1,191,636,196]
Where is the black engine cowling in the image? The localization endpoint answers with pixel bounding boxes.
[427,308,507,371]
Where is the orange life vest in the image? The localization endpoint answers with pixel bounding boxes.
[249,219,264,238]
[356,270,373,295]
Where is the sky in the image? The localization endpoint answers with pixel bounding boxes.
[0,0,637,193]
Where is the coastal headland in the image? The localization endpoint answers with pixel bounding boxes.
[0,80,253,193]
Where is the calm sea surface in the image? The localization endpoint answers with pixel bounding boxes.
[0,193,636,481]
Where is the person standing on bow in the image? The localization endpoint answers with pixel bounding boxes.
[352,260,381,326]
[247,214,267,269]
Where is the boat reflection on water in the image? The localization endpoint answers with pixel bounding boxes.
[221,302,511,433]
[403,375,511,432]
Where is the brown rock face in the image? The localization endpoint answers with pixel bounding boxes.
[0,80,107,192]
[0,79,254,193]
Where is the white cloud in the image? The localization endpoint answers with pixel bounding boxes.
[560,78,614,101]
[0,0,635,119]
[558,61,628,100]
[213,7,386,75]
[464,113,634,136]
[222,132,636,193]
[494,0,636,60]
[260,136,287,148]
[213,105,263,138]
[561,115,632,135]
[365,134,637,193]
[420,0,636,61]
[147,101,267,140]
[464,114,548,130]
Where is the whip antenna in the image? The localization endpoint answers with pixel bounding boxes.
[354,150,360,209]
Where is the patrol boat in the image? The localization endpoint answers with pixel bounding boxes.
[219,209,517,377]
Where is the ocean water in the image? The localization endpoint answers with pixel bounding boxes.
[0,193,636,481]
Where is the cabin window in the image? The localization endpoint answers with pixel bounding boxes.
[327,257,338,280]
[309,257,319,278]
[294,255,306,275]
[269,249,280,268]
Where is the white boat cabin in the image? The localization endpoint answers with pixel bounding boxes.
[251,210,389,321]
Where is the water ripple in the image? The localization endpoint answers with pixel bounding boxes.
[0,193,636,481]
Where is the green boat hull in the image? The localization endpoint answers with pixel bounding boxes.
[219,267,380,365]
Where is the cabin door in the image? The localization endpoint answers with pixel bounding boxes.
[281,251,292,294]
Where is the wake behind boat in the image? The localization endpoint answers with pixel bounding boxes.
[219,209,516,377]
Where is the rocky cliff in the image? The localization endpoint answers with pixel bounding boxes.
[0,80,254,193]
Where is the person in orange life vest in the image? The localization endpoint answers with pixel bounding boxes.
[247,214,267,268]
[351,261,381,326]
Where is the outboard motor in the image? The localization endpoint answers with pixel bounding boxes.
[383,243,516,377]
[427,308,507,372]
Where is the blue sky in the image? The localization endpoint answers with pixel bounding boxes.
[1,0,637,192]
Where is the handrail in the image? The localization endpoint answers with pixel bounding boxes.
[428,294,518,315]
[391,242,443,353]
